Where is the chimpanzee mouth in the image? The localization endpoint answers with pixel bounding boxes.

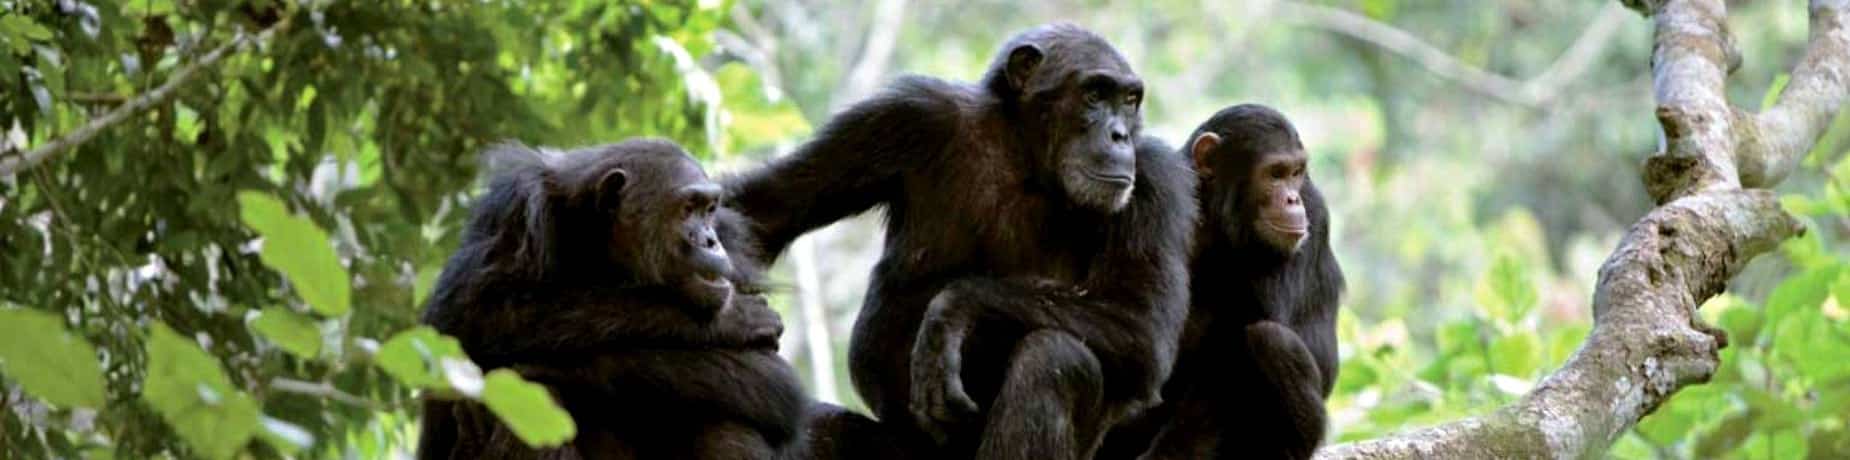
[695,272,732,288]
[1265,221,1309,238]
[1083,170,1135,187]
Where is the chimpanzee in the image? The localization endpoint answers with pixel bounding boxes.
[1100,104,1345,460]
[415,140,803,459]
[724,23,1195,458]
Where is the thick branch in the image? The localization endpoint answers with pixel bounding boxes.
[0,22,283,176]
[1320,1,1838,458]
[1321,191,1801,459]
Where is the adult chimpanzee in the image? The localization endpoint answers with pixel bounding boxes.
[416,140,804,459]
[724,23,1195,458]
[1101,104,1345,460]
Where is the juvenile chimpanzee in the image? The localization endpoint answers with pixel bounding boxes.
[1101,104,1345,460]
[416,140,804,459]
[725,23,1195,458]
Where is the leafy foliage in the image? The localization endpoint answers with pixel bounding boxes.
[0,0,810,456]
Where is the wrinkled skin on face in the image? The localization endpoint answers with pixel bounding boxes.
[589,151,737,317]
[997,34,1146,212]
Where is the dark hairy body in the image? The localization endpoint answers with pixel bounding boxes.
[415,140,805,459]
[725,23,1195,459]
[1101,104,1346,460]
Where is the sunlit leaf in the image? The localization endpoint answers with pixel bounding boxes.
[250,308,323,359]
[1766,265,1840,320]
[0,308,107,409]
[1488,333,1541,377]
[480,369,577,448]
[238,191,351,316]
[142,323,260,460]
[376,326,469,390]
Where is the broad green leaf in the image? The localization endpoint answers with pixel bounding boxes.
[237,191,351,316]
[1488,333,1542,377]
[480,369,576,447]
[0,308,107,409]
[1436,321,1482,356]
[251,309,322,359]
[413,265,442,308]
[0,15,52,42]
[1484,253,1538,322]
[1780,194,1831,217]
[143,323,260,460]
[1545,324,1589,365]
[1765,264,1839,320]
[376,326,468,390]
[1718,303,1764,347]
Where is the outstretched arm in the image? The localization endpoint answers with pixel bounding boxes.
[723,77,962,260]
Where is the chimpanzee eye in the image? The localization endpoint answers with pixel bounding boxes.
[1084,89,1103,105]
[1123,93,1140,107]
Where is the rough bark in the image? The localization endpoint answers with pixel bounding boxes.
[1317,1,1844,458]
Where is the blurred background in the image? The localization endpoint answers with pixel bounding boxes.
[2,0,1847,458]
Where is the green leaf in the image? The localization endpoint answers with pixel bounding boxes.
[1485,252,1538,321]
[1765,264,1839,320]
[376,326,468,390]
[1488,332,1542,377]
[142,323,260,460]
[1761,73,1791,110]
[0,15,52,42]
[0,308,107,409]
[250,309,323,359]
[237,191,351,316]
[1718,305,1764,347]
[413,265,442,308]
[480,369,577,448]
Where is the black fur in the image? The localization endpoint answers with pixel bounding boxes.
[415,140,804,459]
[1101,104,1346,460]
[724,23,1195,459]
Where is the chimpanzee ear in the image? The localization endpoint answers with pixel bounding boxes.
[1191,132,1221,177]
[596,168,629,209]
[1005,43,1045,94]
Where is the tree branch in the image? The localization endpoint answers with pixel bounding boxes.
[0,21,285,177]
[266,378,380,410]
[1318,1,1840,457]
[1275,1,1628,109]
[1739,0,1850,187]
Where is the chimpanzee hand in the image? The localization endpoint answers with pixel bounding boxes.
[909,288,980,445]
[711,293,784,351]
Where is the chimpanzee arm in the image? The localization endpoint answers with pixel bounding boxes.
[453,289,783,368]
[912,138,1196,410]
[723,77,963,260]
[515,349,809,445]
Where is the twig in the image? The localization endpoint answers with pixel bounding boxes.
[1275,1,1627,108]
[0,21,286,176]
[267,378,380,410]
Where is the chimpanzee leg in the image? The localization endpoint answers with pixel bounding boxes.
[1239,321,1328,460]
[976,330,1107,460]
